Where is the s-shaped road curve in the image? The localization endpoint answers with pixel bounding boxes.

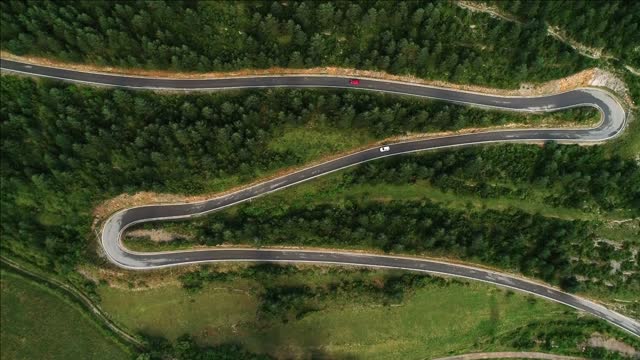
[2,58,638,336]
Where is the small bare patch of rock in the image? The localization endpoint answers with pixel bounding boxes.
[589,68,633,106]
[127,229,184,242]
[587,333,639,358]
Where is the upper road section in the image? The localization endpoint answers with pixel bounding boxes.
[1,58,625,142]
[2,58,635,336]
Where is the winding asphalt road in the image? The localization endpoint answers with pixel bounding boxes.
[2,58,638,337]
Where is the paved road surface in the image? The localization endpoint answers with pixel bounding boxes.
[431,352,586,360]
[2,58,637,337]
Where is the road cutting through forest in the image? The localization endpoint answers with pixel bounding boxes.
[2,58,637,337]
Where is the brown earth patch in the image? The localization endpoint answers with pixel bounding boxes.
[456,1,520,23]
[587,333,639,357]
[432,352,585,360]
[126,229,188,242]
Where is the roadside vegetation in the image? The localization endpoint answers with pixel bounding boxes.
[622,70,640,112]
[96,264,638,359]
[0,267,132,360]
[128,140,640,313]
[0,1,593,88]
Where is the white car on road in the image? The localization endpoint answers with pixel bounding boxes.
[379,146,390,152]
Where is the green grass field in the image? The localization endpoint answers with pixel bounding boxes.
[1,269,131,360]
[98,271,577,359]
[268,125,373,163]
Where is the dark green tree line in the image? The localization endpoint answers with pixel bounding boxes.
[1,0,593,87]
[136,335,271,360]
[349,143,640,214]
[172,199,627,289]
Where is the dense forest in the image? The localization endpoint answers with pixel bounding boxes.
[490,0,640,67]
[3,76,586,273]
[349,143,640,214]
[624,70,640,103]
[148,197,638,294]
[136,141,639,296]
[0,0,592,87]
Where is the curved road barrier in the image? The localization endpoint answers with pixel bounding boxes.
[2,58,638,337]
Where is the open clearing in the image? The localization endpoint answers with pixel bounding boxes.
[99,274,576,359]
[0,269,130,360]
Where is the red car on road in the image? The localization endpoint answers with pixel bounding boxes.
[349,79,360,85]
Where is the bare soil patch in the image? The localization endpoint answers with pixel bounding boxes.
[126,229,189,242]
[587,333,639,358]
[589,68,634,106]
[78,264,199,291]
[432,352,585,360]
[455,1,606,61]
[625,66,640,76]
[456,1,520,23]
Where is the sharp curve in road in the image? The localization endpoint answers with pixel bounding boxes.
[2,58,637,336]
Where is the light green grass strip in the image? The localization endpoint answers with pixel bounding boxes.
[98,278,571,359]
[1,270,131,360]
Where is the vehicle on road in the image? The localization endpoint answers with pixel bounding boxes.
[349,79,360,85]
[4,58,635,336]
